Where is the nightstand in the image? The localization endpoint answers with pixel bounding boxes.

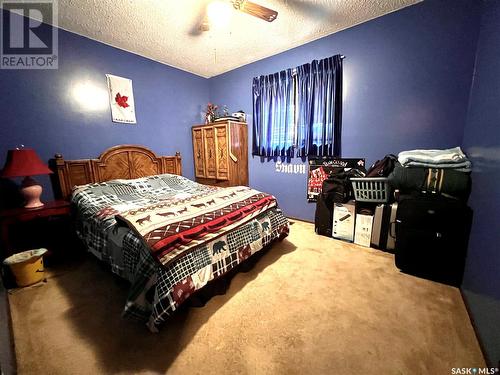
[0,200,72,259]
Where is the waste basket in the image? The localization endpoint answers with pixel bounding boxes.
[3,248,48,287]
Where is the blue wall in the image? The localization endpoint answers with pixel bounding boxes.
[1,0,498,364]
[209,0,480,221]
[0,10,208,203]
[462,0,500,366]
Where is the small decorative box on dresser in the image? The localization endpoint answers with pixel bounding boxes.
[192,120,248,187]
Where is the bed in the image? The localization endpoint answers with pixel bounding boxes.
[54,145,289,331]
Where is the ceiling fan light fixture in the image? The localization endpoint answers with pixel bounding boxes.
[207,1,233,28]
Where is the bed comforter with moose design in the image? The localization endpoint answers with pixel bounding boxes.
[71,173,289,331]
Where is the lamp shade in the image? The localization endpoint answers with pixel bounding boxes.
[1,149,52,178]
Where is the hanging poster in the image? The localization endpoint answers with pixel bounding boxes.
[106,74,137,124]
[307,158,365,202]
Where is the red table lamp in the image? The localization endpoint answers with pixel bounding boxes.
[1,148,53,209]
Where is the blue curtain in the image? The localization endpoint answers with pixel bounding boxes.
[296,55,343,157]
[252,69,294,157]
[295,63,312,157]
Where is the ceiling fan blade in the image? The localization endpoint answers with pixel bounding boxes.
[189,2,211,36]
[189,19,210,35]
[237,1,278,22]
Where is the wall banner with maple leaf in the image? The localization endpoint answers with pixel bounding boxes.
[106,74,137,124]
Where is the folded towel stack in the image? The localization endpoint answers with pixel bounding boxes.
[398,147,471,172]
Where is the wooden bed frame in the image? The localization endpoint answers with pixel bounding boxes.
[52,145,182,200]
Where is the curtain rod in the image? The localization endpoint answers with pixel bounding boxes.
[261,55,346,78]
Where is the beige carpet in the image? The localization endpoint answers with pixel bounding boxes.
[8,220,484,374]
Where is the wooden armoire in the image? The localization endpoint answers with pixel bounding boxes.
[192,120,248,187]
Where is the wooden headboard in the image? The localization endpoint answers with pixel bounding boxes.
[52,145,182,200]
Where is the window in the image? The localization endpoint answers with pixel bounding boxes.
[252,69,295,157]
[252,54,343,158]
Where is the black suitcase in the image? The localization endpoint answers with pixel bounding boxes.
[386,202,398,251]
[315,193,333,236]
[394,195,472,286]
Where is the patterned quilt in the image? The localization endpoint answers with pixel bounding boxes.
[71,174,289,331]
[116,186,277,266]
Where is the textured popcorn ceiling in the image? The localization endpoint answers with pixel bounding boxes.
[56,0,421,77]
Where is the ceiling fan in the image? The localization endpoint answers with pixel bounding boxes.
[232,0,278,22]
[198,0,278,32]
